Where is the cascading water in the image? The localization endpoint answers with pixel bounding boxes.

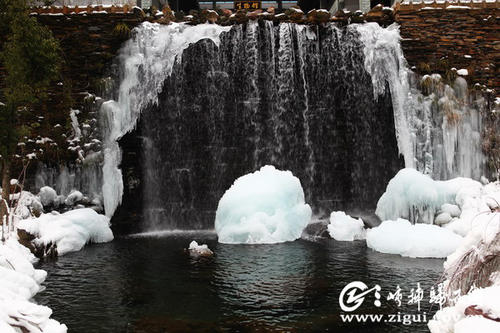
[99,22,231,218]
[101,21,489,231]
[135,21,403,230]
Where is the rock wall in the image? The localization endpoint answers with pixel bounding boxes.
[34,9,144,107]
[395,1,499,94]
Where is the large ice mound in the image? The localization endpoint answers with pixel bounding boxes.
[366,219,463,258]
[376,168,481,224]
[215,165,312,244]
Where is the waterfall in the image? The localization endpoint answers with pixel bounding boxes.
[137,21,402,230]
[99,21,488,230]
[356,23,487,180]
[99,22,231,218]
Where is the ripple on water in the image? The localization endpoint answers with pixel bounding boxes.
[35,234,444,332]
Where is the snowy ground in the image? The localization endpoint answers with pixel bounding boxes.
[0,238,67,332]
[0,185,114,332]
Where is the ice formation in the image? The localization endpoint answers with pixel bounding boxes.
[356,23,487,180]
[0,238,67,333]
[17,208,113,255]
[215,165,312,244]
[100,22,230,217]
[327,211,366,241]
[366,219,463,258]
[376,168,482,224]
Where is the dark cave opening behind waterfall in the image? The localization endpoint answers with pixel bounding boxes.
[114,22,404,233]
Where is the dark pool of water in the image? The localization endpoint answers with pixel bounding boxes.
[35,231,444,332]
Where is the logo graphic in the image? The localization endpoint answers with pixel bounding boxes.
[339,281,382,312]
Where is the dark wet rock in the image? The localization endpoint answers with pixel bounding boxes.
[302,220,331,239]
[17,227,58,258]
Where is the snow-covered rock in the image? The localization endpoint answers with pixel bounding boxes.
[440,203,461,218]
[64,190,83,206]
[376,168,482,224]
[0,238,67,333]
[215,165,312,244]
[11,191,43,219]
[442,181,499,237]
[327,211,366,241]
[366,219,463,258]
[188,241,213,257]
[38,186,58,207]
[17,208,113,255]
[435,212,453,225]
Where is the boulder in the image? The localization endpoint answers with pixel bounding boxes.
[435,212,453,225]
[307,9,331,24]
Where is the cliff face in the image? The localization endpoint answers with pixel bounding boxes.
[395,2,499,93]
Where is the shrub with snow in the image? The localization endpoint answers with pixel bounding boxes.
[366,219,463,258]
[327,211,366,241]
[215,165,312,244]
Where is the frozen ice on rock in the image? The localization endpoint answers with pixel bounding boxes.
[327,211,366,241]
[215,165,312,244]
